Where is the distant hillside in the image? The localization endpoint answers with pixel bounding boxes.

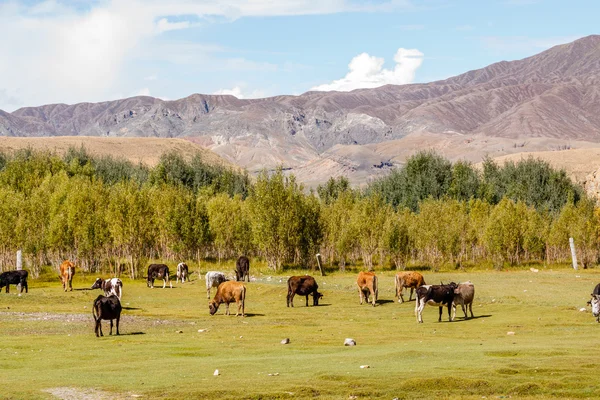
[3,35,600,185]
[0,136,239,170]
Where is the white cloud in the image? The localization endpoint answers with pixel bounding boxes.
[0,0,412,111]
[310,48,424,92]
[144,74,158,81]
[213,85,267,99]
[155,18,192,33]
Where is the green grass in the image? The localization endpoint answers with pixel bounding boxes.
[2,267,600,399]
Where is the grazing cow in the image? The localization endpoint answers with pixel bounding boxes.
[357,271,378,306]
[235,256,250,282]
[587,283,600,322]
[209,281,246,317]
[176,262,189,284]
[415,282,458,323]
[452,281,475,321]
[59,260,75,292]
[146,264,172,288]
[0,270,28,294]
[205,271,228,299]
[91,278,123,301]
[395,271,426,303]
[93,294,122,337]
[287,275,323,307]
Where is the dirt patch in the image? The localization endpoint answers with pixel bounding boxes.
[0,311,178,326]
[44,387,141,400]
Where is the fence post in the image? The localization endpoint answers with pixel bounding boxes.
[316,253,325,276]
[569,238,578,270]
[16,250,22,270]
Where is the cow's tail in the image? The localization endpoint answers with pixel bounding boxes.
[92,299,98,320]
[394,274,399,297]
[68,267,74,282]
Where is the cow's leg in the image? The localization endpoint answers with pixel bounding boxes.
[370,287,376,306]
[305,295,309,307]
[5,284,8,293]
[409,287,414,301]
[116,316,120,335]
[399,286,404,303]
[438,306,443,322]
[462,304,468,319]
[287,292,294,307]
[69,279,73,291]
[468,303,474,318]
[225,302,230,316]
[109,319,114,335]
[162,278,166,289]
[451,303,457,321]
[416,300,425,323]
[98,320,104,337]
[169,277,172,288]
[447,303,452,322]
[358,286,364,305]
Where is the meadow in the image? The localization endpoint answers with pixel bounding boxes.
[1,265,600,399]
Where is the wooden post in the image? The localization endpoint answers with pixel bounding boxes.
[569,237,578,270]
[316,253,325,276]
[16,250,22,270]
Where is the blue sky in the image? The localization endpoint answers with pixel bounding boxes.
[0,0,598,111]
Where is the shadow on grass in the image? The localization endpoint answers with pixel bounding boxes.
[120,332,145,335]
[376,299,396,305]
[74,288,91,291]
[122,307,141,310]
[451,314,492,322]
[241,313,265,317]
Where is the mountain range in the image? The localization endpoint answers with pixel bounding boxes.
[3,35,600,186]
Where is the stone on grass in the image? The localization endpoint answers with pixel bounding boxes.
[344,338,356,346]
[281,338,290,344]
[213,369,220,376]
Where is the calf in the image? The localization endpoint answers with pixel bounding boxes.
[59,260,75,292]
[357,271,378,306]
[395,271,426,303]
[287,275,323,307]
[452,281,475,321]
[235,256,250,282]
[209,281,246,317]
[415,282,458,323]
[0,270,28,294]
[146,264,172,288]
[93,295,122,337]
[176,262,189,284]
[205,271,227,299]
[91,278,123,301]
[588,283,600,322]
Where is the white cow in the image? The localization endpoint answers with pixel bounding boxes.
[205,271,228,299]
[177,262,189,284]
[91,278,123,301]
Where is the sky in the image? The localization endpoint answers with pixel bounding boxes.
[0,0,598,111]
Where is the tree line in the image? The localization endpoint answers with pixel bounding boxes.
[0,147,596,277]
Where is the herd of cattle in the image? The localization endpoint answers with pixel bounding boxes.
[2,257,600,337]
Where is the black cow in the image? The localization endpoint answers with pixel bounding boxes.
[235,256,250,282]
[415,282,458,323]
[287,275,323,307]
[93,294,122,337]
[0,270,28,294]
[146,264,172,288]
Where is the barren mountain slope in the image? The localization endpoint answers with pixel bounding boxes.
[2,35,600,184]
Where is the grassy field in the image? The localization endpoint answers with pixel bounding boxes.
[1,265,600,399]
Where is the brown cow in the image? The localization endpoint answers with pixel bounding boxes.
[395,271,426,303]
[209,281,246,317]
[357,271,378,306]
[287,275,323,307]
[59,260,75,292]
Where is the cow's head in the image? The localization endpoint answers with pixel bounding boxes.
[313,291,323,306]
[591,295,600,317]
[91,278,103,290]
[209,300,219,315]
